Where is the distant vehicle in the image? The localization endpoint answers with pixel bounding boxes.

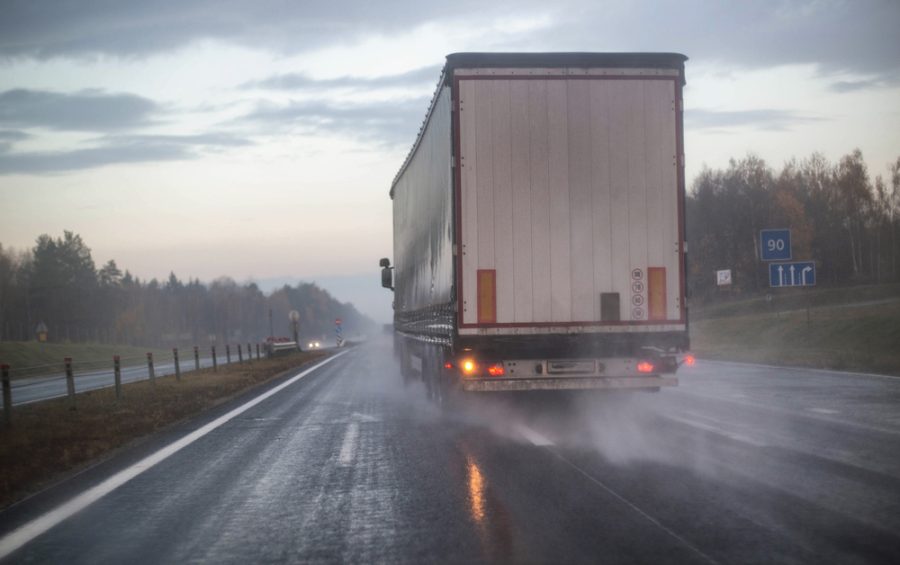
[307,340,322,350]
[381,52,693,400]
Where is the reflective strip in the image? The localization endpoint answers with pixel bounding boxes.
[648,267,666,321]
[477,269,497,323]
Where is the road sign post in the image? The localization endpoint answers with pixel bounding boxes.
[769,261,816,288]
[760,229,792,261]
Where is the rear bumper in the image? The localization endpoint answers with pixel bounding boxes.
[461,375,677,392]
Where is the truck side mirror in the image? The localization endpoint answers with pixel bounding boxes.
[381,266,394,291]
[379,258,391,268]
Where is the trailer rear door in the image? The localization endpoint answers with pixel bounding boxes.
[455,68,685,334]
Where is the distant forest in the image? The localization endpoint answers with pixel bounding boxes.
[687,150,900,301]
[0,233,374,345]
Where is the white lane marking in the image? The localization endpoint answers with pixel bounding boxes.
[338,422,360,465]
[516,424,554,447]
[666,414,768,448]
[0,351,349,560]
[553,451,720,565]
[807,407,840,415]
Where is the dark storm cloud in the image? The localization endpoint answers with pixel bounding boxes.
[238,97,430,145]
[0,89,159,132]
[687,109,826,131]
[0,132,252,174]
[241,65,442,91]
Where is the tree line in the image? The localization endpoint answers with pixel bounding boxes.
[0,232,374,345]
[686,149,900,301]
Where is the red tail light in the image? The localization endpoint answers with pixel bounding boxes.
[486,363,505,377]
[636,361,655,374]
[684,354,696,367]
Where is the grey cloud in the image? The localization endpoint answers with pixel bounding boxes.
[0,1,522,59]
[3,1,896,84]
[0,129,29,141]
[829,79,886,93]
[687,108,826,131]
[0,89,158,132]
[510,0,900,84]
[241,65,442,91]
[0,131,252,175]
[238,97,429,146]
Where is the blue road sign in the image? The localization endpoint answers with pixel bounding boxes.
[760,229,792,261]
[769,261,816,287]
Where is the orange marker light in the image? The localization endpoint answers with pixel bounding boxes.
[486,364,505,377]
[684,354,696,367]
[461,359,478,376]
[636,361,655,374]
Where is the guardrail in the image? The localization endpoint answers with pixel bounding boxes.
[0,342,278,427]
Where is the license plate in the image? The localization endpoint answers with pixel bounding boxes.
[547,360,596,374]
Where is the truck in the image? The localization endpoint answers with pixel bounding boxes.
[380,52,692,401]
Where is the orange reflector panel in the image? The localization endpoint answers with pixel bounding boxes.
[486,364,505,377]
[636,361,655,374]
[477,269,497,324]
[648,267,667,321]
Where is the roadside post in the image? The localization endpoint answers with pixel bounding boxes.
[335,318,343,347]
[256,343,261,360]
[238,344,243,364]
[147,352,156,385]
[194,346,200,371]
[247,343,252,363]
[2,364,11,427]
[173,348,181,381]
[211,345,218,372]
[113,356,122,400]
[226,344,231,364]
[65,357,76,410]
[761,228,817,324]
[290,311,301,351]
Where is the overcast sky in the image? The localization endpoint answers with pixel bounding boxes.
[1,0,898,322]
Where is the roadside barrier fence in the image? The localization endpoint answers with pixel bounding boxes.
[0,341,296,427]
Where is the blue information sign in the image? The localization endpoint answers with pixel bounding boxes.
[769,261,816,287]
[760,229,792,261]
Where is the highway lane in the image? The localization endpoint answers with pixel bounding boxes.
[1,341,899,563]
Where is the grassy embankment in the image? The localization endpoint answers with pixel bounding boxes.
[0,342,174,378]
[0,350,326,509]
[690,283,900,375]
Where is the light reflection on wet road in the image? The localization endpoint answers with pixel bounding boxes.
[2,340,900,564]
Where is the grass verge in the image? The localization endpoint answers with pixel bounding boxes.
[0,350,326,510]
[690,300,900,375]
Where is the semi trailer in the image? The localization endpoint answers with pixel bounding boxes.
[380,52,692,399]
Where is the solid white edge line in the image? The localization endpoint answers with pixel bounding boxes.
[0,350,349,560]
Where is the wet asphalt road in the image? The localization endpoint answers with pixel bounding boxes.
[1,341,899,564]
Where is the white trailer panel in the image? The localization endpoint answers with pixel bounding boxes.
[458,73,683,332]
